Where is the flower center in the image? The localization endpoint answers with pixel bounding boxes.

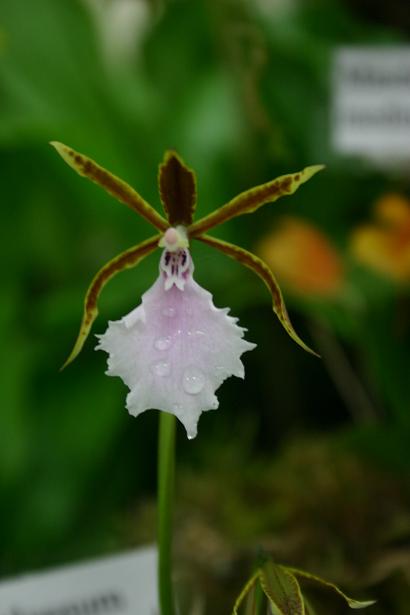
[159,225,189,252]
[160,248,192,291]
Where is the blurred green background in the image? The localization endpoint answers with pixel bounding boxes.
[1,0,409,613]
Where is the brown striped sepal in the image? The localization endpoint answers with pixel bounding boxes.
[61,235,160,369]
[158,150,197,226]
[189,165,324,237]
[50,142,168,231]
[197,234,319,357]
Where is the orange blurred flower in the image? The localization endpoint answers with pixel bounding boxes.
[350,193,410,282]
[257,217,344,297]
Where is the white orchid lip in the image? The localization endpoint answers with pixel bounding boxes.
[96,247,256,439]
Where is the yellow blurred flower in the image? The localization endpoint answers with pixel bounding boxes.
[257,217,344,297]
[351,193,410,282]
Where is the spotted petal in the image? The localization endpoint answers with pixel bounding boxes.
[62,235,160,369]
[197,234,319,357]
[96,257,255,438]
[50,141,168,231]
[189,165,324,236]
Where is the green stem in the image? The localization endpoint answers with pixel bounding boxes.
[157,412,176,615]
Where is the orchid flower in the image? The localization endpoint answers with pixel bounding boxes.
[52,142,323,438]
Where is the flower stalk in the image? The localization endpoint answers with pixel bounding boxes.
[157,412,177,615]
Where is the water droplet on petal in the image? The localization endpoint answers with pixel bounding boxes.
[154,336,172,351]
[187,432,196,440]
[182,366,205,395]
[187,329,205,338]
[151,361,171,377]
[162,307,176,318]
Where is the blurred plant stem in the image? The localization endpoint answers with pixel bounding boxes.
[310,321,381,425]
[158,412,176,615]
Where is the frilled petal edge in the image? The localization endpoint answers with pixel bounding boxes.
[96,270,255,438]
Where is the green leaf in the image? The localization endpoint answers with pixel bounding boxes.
[287,567,376,609]
[243,582,258,615]
[303,596,319,615]
[260,562,305,615]
[232,571,261,615]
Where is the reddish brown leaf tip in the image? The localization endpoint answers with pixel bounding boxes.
[158,150,197,226]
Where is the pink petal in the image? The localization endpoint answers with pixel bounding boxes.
[96,253,255,438]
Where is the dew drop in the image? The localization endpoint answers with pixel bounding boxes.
[162,307,176,318]
[187,432,196,440]
[182,366,205,395]
[187,329,205,338]
[154,336,172,351]
[151,360,171,377]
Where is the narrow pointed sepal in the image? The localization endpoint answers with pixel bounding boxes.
[158,150,197,226]
[190,165,325,236]
[198,235,319,357]
[61,235,160,370]
[50,141,168,231]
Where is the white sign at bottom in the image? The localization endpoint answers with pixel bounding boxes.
[0,546,158,615]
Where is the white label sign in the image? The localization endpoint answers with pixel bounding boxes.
[0,547,158,615]
[332,47,410,161]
